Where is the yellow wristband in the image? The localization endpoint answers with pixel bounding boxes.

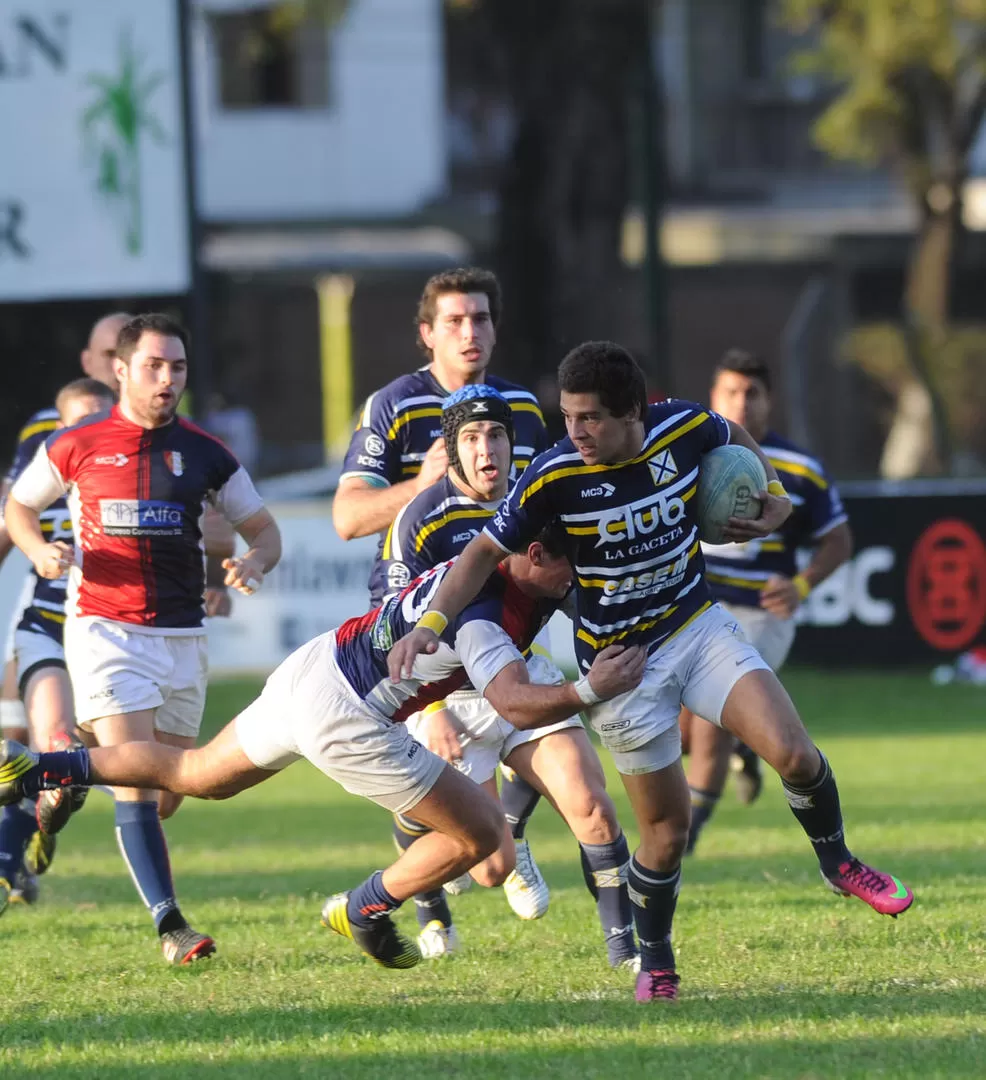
[417,610,448,636]
[767,480,788,498]
[421,699,448,717]
[793,574,811,600]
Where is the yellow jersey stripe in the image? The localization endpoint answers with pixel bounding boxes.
[36,610,66,625]
[18,420,58,442]
[578,540,700,589]
[414,508,493,552]
[521,412,710,505]
[388,407,441,440]
[575,599,711,650]
[767,456,827,490]
[706,571,768,590]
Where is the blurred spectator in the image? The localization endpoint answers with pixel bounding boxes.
[205,392,260,475]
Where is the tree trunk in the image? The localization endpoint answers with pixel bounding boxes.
[489,0,651,379]
[884,196,961,476]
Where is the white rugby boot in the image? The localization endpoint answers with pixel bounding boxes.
[502,839,550,920]
[417,919,461,958]
[443,871,473,896]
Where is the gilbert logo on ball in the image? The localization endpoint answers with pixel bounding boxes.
[695,445,767,544]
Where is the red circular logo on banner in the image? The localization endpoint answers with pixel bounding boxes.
[906,519,986,650]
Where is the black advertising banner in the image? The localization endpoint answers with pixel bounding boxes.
[790,483,986,666]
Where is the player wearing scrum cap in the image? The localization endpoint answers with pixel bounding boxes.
[388,341,913,1004]
[380,384,638,969]
[334,267,555,913]
[4,313,281,965]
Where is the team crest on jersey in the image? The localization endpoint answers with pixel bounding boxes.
[164,451,184,476]
[647,449,678,487]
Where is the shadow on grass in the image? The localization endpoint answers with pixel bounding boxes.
[2,993,984,1079]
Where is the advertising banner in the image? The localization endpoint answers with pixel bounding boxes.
[793,488,986,666]
[0,1,189,299]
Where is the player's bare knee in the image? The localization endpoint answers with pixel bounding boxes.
[567,791,620,845]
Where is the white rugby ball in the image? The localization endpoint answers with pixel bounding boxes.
[695,444,767,544]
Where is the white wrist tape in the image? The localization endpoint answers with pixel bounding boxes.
[572,675,602,706]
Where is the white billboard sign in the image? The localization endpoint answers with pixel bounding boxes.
[0,1,189,299]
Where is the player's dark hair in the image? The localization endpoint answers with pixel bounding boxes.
[557,341,647,421]
[55,377,116,418]
[713,348,771,392]
[415,267,503,355]
[532,518,569,559]
[116,313,189,363]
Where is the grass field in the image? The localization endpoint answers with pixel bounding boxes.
[1,669,984,1078]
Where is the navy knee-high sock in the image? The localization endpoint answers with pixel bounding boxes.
[0,798,37,885]
[782,754,852,876]
[580,833,637,966]
[114,801,184,935]
[500,769,542,841]
[628,856,680,973]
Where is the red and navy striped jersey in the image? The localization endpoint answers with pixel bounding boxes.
[10,406,264,631]
[376,475,500,604]
[339,366,548,604]
[4,408,68,643]
[702,431,847,607]
[484,401,730,673]
[335,558,560,723]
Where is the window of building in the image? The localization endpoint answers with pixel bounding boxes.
[209,7,329,109]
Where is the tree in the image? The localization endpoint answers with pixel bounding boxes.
[781,1,986,476]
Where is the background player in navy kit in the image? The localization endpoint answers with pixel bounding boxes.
[0,314,131,746]
[334,266,554,904]
[0,379,116,912]
[381,385,638,968]
[0,529,646,972]
[388,341,913,1004]
[682,350,853,853]
[5,314,281,965]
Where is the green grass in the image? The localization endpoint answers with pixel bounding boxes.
[2,669,985,1078]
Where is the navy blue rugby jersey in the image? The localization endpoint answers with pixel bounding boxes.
[375,475,500,603]
[484,401,730,672]
[335,558,561,723]
[703,431,847,608]
[5,408,68,644]
[341,365,549,604]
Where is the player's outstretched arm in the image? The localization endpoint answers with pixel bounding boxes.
[484,645,647,731]
[223,508,282,596]
[388,532,505,682]
[721,420,793,542]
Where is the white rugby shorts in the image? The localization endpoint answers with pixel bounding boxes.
[234,630,447,815]
[585,603,770,775]
[404,651,583,786]
[65,616,208,737]
[3,573,36,665]
[14,627,66,691]
[718,602,796,671]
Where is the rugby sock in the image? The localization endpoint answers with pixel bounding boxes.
[392,815,454,929]
[628,857,680,972]
[21,748,91,797]
[0,798,38,884]
[686,786,720,854]
[500,769,542,841]
[347,870,401,929]
[114,801,182,933]
[782,753,852,876]
[580,834,637,967]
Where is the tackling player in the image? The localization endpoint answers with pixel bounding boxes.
[334,266,554,911]
[381,384,637,968]
[681,350,852,853]
[4,313,281,965]
[387,341,914,1003]
[0,528,646,971]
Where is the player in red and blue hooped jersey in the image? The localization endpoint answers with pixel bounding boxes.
[0,522,646,972]
[5,313,282,965]
[388,341,913,1003]
[682,349,852,853]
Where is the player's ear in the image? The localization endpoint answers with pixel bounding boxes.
[419,320,435,351]
[113,355,127,383]
[528,541,545,567]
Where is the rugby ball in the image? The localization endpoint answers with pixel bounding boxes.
[695,444,767,544]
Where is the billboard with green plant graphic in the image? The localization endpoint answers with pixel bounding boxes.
[0,0,189,299]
